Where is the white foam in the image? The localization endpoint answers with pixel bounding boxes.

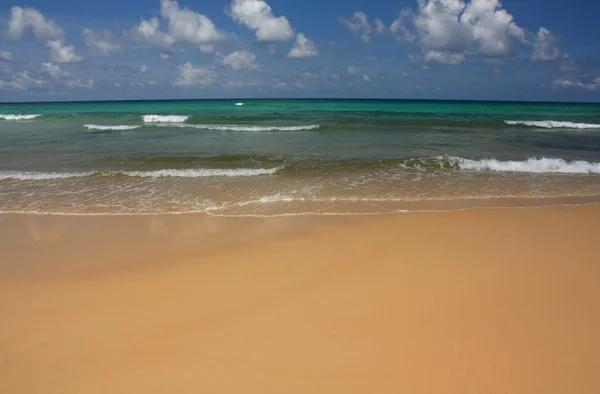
[0,167,282,181]
[85,124,141,131]
[235,102,245,106]
[448,157,600,174]
[0,114,41,120]
[123,167,282,177]
[505,120,600,129]
[142,115,189,123]
[0,171,92,180]
[158,123,321,132]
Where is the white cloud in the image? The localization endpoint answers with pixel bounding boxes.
[483,57,503,65]
[230,0,294,42]
[8,6,63,40]
[41,62,71,78]
[339,11,372,44]
[0,71,35,91]
[413,0,526,64]
[347,65,359,74]
[362,73,371,83]
[140,65,148,72]
[82,28,120,55]
[390,9,416,42]
[130,17,174,48]
[374,19,387,35]
[287,33,318,58]
[173,62,216,86]
[148,80,157,85]
[330,73,340,80]
[65,78,94,89]
[161,0,224,47]
[222,50,258,70]
[160,53,171,60]
[130,0,223,51]
[0,51,16,62]
[552,78,599,90]
[47,39,83,63]
[424,50,464,64]
[531,27,560,62]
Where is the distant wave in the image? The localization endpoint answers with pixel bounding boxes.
[158,123,321,132]
[235,102,244,106]
[142,115,189,123]
[447,157,600,174]
[0,167,282,181]
[85,124,141,131]
[0,114,41,121]
[504,120,600,129]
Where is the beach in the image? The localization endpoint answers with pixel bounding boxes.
[1,205,599,394]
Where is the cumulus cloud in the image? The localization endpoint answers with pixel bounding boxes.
[41,62,71,78]
[390,9,416,42]
[229,0,294,42]
[0,51,16,62]
[362,73,371,83]
[339,11,372,44]
[140,65,148,72]
[8,6,63,40]
[552,77,600,90]
[173,62,216,86]
[82,28,121,55]
[222,50,258,70]
[287,33,318,58]
[347,65,360,74]
[47,39,83,63]
[161,0,224,47]
[531,27,560,62]
[374,19,387,35]
[130,0,223,51]
[409,0,526,64]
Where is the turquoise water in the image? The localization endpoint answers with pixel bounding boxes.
[1,99,600,215]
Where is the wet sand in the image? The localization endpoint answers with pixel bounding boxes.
[1,206,599,394]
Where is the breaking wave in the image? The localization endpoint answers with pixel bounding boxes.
[0,114,41,121]
[504,120,600,129]
[159,123,321,132]
[448,157,600,174]
[85,124,141,131]
[0,167,282,181]
[142,115,189,123]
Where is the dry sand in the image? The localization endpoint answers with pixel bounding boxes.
[1,205,599,394]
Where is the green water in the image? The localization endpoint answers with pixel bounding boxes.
[1,99,600,215]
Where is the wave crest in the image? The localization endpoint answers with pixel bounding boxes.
[505,120,600,129]
[0,114,41,121]
[142,115,189,123]
[156,123,321,132]
[0,167,282,180]
[85,124,140,131]
[447,157,600,174]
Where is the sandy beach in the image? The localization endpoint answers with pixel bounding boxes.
[1,205,599,394]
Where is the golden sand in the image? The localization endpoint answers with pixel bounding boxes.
[1,206,599,394]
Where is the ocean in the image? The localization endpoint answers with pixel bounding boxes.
[1,99,600,216]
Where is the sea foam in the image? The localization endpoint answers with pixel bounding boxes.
[157,123,321,132]
[0,167,282,180]
[85,124,141,131]
[447,157,600,174]
[142,115,189,123]
[504,120,600,129]
[0,114,41,120]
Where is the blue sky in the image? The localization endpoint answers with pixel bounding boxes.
[0,0,599,102]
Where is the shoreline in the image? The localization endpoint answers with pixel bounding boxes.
[2,204,599,393]
[1,194,600,217]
